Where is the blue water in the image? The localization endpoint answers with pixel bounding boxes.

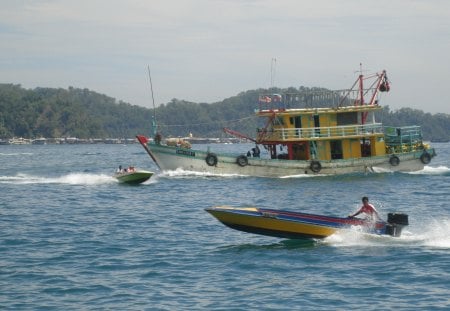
[1,142,449,310]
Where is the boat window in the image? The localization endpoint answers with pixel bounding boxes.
[313,115,320,135]
[361,139,371,157]
[293,116,302,137]
[337,112,357,125]
[330,141,343,159]
[313,115,320,127]
[292,143,308,160]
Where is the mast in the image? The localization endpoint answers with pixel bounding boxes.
[147,66,158,136]
[270,58,276,88]
[358,63,364,106]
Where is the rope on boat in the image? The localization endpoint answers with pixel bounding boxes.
[157,116,256,128]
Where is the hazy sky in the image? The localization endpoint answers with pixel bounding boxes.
[1,0,450,114]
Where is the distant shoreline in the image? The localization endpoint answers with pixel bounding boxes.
[0,136,245,145]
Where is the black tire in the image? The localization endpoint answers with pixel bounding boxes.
[389,155,400,166]
[236,155,248,167]
[310,160,322,173]
[420,152,431,164]
[205,153,218,166]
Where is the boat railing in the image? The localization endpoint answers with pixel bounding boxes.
[384,126,424,153]
[257,87,380,110]
[384,126,422,143]
[259,123,384,141]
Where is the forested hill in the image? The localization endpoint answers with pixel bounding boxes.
[0,84,153,139]
[0,83,449,142]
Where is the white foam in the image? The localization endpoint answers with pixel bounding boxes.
[370,167,393,173]
[410,218,450,249]
[322,227,390,247]
[408,165,450,175]
[322,218,450,249]
[279,174,323,179]
[0,173,116,185]
[159,168,246,178]
[0,152,34,156]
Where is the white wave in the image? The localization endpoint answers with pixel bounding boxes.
[409,218,450,249]
[0,152,34,156]
[159,168,246,178]
[370,167,393,173]
[0,173,116,185]
[279,173,324,179]
[160,168,323,179]
[322,218,450,249]
[322,227,392,247]
[408,165,450,175]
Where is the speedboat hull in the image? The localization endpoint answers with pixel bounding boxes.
[114,170,153,184]
[205,206,408,239]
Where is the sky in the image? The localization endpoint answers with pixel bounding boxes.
[1,0,450,114]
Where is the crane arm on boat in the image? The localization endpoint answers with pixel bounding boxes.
[223,128,257,143]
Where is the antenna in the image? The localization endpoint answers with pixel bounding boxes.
[147,66,158,136]
[354,63,369,75]
[270,58,276,88]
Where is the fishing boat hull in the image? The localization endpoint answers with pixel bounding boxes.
[114,170,153,184]
[205,206,408,239]
[143,142,433,177]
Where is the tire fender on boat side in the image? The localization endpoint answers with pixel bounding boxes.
[205,153,218,166]
[236,155,248,167]
[420,152,431,164]
[389,155,400,166]
[310,160,322,173]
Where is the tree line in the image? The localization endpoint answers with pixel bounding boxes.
[0,84,449,142]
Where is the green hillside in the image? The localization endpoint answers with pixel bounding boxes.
[0,84,449,142]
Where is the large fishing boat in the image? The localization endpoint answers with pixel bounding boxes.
[205,206,409,240]
[137,70,436,177]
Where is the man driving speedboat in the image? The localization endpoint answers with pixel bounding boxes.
[348,196,381,221]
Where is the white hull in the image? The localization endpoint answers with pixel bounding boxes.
[147,143,427,177]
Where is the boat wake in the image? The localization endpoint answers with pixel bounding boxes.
[160,168,326,179]
[408,218,450,248]
[323,218,450,249]
[408,165,450,175]
[279,173,327,179]
[159,168,247,179]
[0,173,116,185]
[0,152,34,156]
[370,167,393,173]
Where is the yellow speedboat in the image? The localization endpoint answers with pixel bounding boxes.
[206,206,408,240]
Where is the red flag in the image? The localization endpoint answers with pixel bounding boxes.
[136,135,149,144]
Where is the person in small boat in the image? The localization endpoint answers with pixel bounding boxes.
[154,132,162,145]
[348,196,381,221]
[252,145,260,158]
[117,165,123,173]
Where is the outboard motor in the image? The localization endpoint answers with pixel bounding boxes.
[385,213,409,237]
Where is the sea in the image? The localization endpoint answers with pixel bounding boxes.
[1,142,449,310]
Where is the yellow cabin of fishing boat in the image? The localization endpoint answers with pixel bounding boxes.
[259,104,386,161]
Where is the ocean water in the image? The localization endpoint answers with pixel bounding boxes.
[1,142,449,310]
